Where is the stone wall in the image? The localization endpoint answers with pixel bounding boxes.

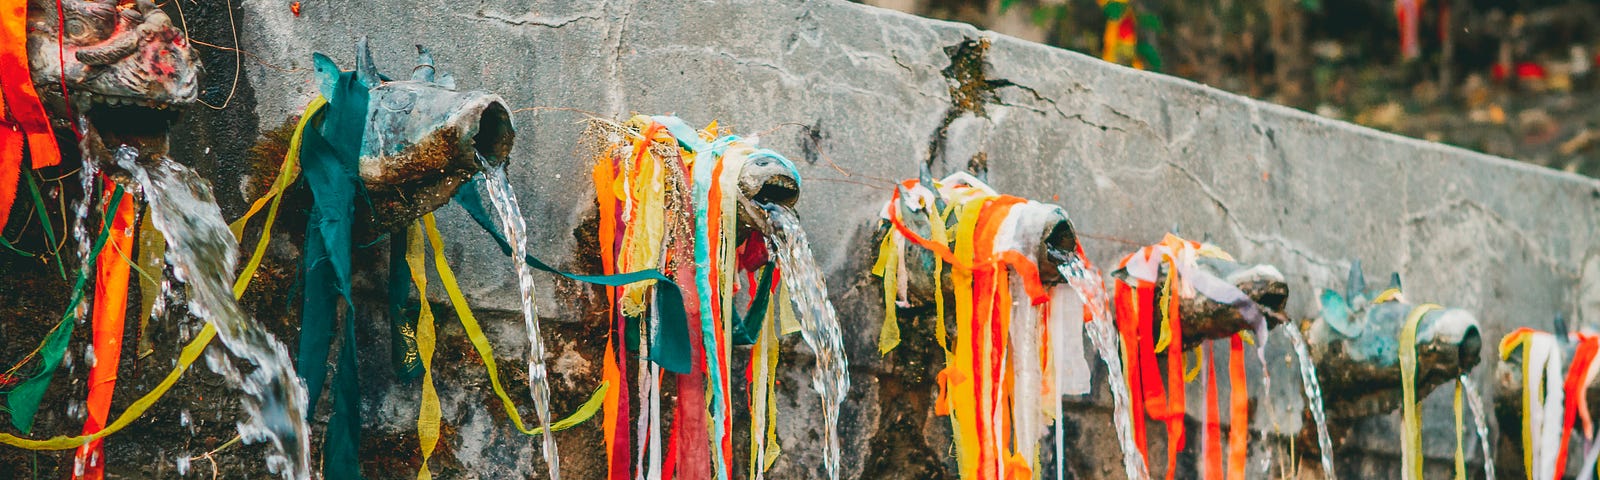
[18,0,1600,478]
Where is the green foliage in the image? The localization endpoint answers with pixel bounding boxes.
[1031,4,1070,27]
[1103,1,1128,20]
[1137,12,1163,33]
[1137,41,1164,72]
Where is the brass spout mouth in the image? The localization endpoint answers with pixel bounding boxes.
[1037,216,1078,284]
[469,100,514,167]
[1457,324,1483,372]
[1255,282,1289,313]
[754,175,799,208]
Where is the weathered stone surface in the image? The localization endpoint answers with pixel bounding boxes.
[8,0,1600,478]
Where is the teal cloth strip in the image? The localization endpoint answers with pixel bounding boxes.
[386,234,422,380]
[6,184,123,433]
[450,181,694,374]
[296,64,370,480]
[730,265,774,346]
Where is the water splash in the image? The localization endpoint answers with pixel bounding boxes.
[117,149,310,479]
[1459,376,1495,480]
[1282,326,1335,477]
[1078,293,1153,480]
[71,119,101,325]
[760,204,849,480]
[478,162,560,479]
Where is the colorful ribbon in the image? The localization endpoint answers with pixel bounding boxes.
[873,174,1104,480]
[0,0,62,234]
[75,182,136,478]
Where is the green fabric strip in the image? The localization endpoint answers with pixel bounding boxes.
[296,63,370,480]
[731,265,774,346]
[7,185,123,432]
[23,167,64,280]
[387,234,422,381]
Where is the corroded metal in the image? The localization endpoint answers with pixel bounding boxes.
[1304,264,1483,419]
[331,40,515,235]
[28,0,200,115]
[735,152,800,237]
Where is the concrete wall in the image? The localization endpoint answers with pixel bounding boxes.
[145,0,1600,477]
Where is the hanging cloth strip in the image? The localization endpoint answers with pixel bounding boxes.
[294,63,369,479]
[0,0,62,234]
[1112,234,1261,480]
[1400,304,1443,480]
[2,185,122,435]
[873,174,1103,480]
[74,181,136,479]
[1556,333,1600,480]
[1497,327,1574,480]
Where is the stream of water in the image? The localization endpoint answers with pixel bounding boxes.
[1067,272,1153,480]
[478,163,560,479]
[1460,375,1495,480]
[760,204,849,480]
[1282,326,1335,477]
[117,149,310,479]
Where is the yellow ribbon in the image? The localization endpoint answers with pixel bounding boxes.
[0,324,217,450]
[422,214,606,436]
[231,97,325,296]
[1399,303,1442,480]
[873,231,900,354]
[405,222,441,480]
[1454,380,1465,480]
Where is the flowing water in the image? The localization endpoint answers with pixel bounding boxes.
[760,204,849,480]
[1460,376,1495,480]
[117,149,310,479]
[1064,270,1153,480]
[71,121,102,325]
[1282,327,1335,477]
[478,163,560,479]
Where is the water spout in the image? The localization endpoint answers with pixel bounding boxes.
[760,204,849,480]
[1284,325,1335,477]
[477,161,560,479]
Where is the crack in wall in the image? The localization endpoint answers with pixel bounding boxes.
[456,8,602,28]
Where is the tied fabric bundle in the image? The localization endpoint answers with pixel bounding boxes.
[584,115,824,480]
[1500,328,1600,480]
[1111,234,1262,480]
[873,173,1105,480]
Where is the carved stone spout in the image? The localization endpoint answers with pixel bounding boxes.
[26,0,201,165]
[877,172,1082,309]
[312,40,515,236]
[736,150,801,237]
[1109,244,1291,346]
[1305,264,1483,418]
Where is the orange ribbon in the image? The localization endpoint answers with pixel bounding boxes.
[1227,335,1248,480]
[75,182,135,479]
[1556,333,1600,480]
[0,0,62,233]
